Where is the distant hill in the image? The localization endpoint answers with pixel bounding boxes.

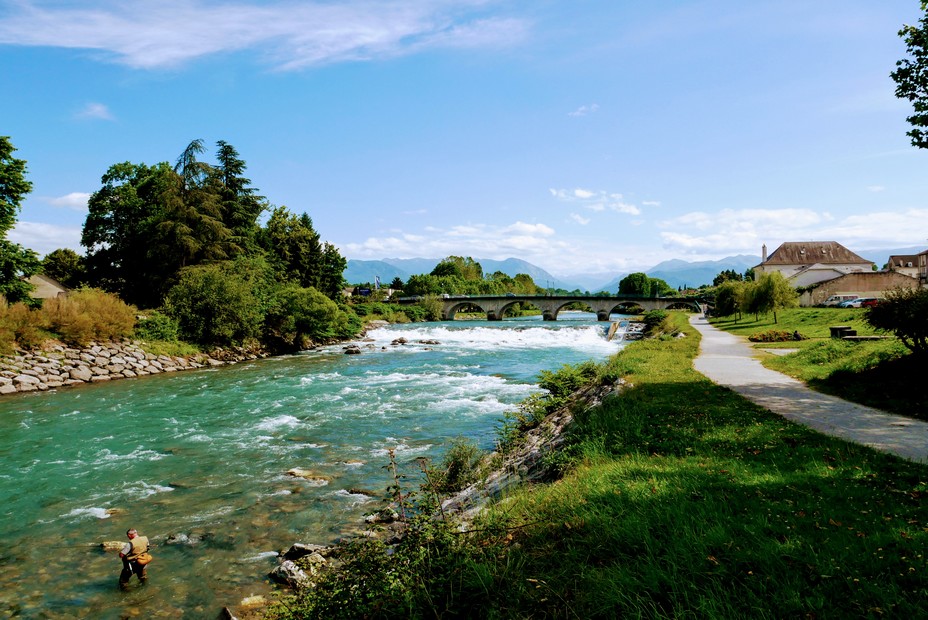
[857,245,926,268]
[345,257,582,290]
[594,254,761,291]
[343,260,412,285]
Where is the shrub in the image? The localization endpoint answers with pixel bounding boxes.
[430,438,482,494]
[642,309,675,336]
[748,329,804,342]
[0,299,44,352]
[263,284,343,352]
[134,310,180,341]
[866,287,928,357]
[40,288,136,346]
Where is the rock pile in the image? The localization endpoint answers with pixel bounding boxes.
[0,341,254,396]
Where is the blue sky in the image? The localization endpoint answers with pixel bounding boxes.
[2,0,927,278]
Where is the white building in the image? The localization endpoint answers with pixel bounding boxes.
[753,241,874,288]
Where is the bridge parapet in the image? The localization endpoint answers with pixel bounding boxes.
[394,294,703,321]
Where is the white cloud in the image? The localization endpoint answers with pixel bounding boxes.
[866,185,885,193]
[550,187,647,217]
[658,207,928,256]
[75,102,114,120]
[0,1,529,70]
[343,220,567,265]
[47,192,91,211]
[568,103,599,117]
[570,213,590,225]
[9,221,82,257]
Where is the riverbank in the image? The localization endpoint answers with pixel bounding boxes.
[0,340,267,396]
[263,312,928,618]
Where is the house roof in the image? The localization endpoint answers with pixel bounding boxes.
[888,254,918,268]
[762,241,872,266]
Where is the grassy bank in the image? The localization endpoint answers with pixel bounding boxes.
[267,313,928,619]
[710,308,926,420]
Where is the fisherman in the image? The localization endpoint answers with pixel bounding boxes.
[118,528,150,587]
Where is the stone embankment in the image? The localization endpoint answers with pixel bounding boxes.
[0,341,265,396]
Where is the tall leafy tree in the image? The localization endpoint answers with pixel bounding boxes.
[892,6,928,148]
[213,140,265,250]
[618,272,651,296]
[41,248,85,288]
[82,161,173,306]
[866,287,928,357]
[0,137,40,303]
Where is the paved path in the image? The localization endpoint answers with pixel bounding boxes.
[689,315,928,464]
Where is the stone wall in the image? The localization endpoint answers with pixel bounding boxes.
[800,271,919,306]
[0,341,260,396]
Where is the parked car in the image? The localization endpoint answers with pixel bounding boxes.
[822,294,859,307]
[860,298,883,307]
[838,297,877,308]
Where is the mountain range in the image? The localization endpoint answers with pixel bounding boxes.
[345,244,925,293]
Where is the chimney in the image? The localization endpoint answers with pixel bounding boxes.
[762,244,767,263]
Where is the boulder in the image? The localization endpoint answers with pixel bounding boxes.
[282,543,328,562]
[13,374,40,386]
[70,366,93,381]
[268,560,309,588]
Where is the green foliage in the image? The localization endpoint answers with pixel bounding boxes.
[416,295,443,321]
[748,329,802,342]
[40,248,85,289]
[134,310,180,342]
[0,300,44,352]
[164,257,273,347]
[865,287,928,357]
[263,283,344,352]
[892,8,928,148]
[713,279,746,317]
[40,288,137,346]
[641,309,677,337]
[649,276,675,296]
[712,268,743,286]
[0,239,40,304]
[431,256,483,280]
[0,136,32,237]
[500,360,600,449]
[429,438,482,495]
[618,272,651,296]
[746,271,799,322]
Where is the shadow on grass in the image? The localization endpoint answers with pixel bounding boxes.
[808,355,928,421]
[476,373,928,619]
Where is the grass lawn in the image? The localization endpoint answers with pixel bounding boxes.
[268,312,928,619]
[710,308,926,420]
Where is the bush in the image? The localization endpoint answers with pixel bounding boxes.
[0,299,44,352]
[430,438,482,494]
[263,284,343,352]
[134,310,180,341]
[866,287,928,357]
[40,288,136,346]
[164,258,273,347]
[748,329,804,342]
[642,309,676,336]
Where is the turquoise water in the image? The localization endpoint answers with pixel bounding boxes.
[0,314,627,618]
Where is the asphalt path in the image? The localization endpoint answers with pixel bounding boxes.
[689,314,928,464]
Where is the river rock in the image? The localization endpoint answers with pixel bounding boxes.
[391,338,408,345]
[268,560,309,588]
[364,507,399,524]
[100,540,125,552]
[282,543,328,562]
[70,366,93,381]
[343,345,362,355]
[0,384,17,394]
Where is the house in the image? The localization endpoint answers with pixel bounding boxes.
[753,241,874,289]
[27,274,68,299]
[886,254,920,279]
[919,250,928,286]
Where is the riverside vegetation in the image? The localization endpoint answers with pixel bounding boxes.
[264,312,927,619]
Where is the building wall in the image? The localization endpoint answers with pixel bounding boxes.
[799,271,919,306]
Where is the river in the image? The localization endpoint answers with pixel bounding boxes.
[0,313,628,618]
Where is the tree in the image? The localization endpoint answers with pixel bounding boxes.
[618,272,651,296]
[714,280,746,318]
[41,248,85,288]
[212,140,265,251]
[713,269,743,287]
[389,277,404,290]
[866,287,928,357]
[649,277,675,297]
[0,137,39,303]
[750,272,798,323]
[431,256,483,280]
[0,137,32,236]
[892,8,928,148]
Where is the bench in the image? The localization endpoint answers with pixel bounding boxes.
[829,326,855,338]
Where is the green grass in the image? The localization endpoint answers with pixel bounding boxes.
[710,308,927,420]
[265,313,928,619]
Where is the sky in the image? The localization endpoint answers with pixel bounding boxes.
[2,0,927,278]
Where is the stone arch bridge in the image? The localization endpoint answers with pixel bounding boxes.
[395,294,704,321]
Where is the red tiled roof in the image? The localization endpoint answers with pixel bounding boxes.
[763,241,871,266]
